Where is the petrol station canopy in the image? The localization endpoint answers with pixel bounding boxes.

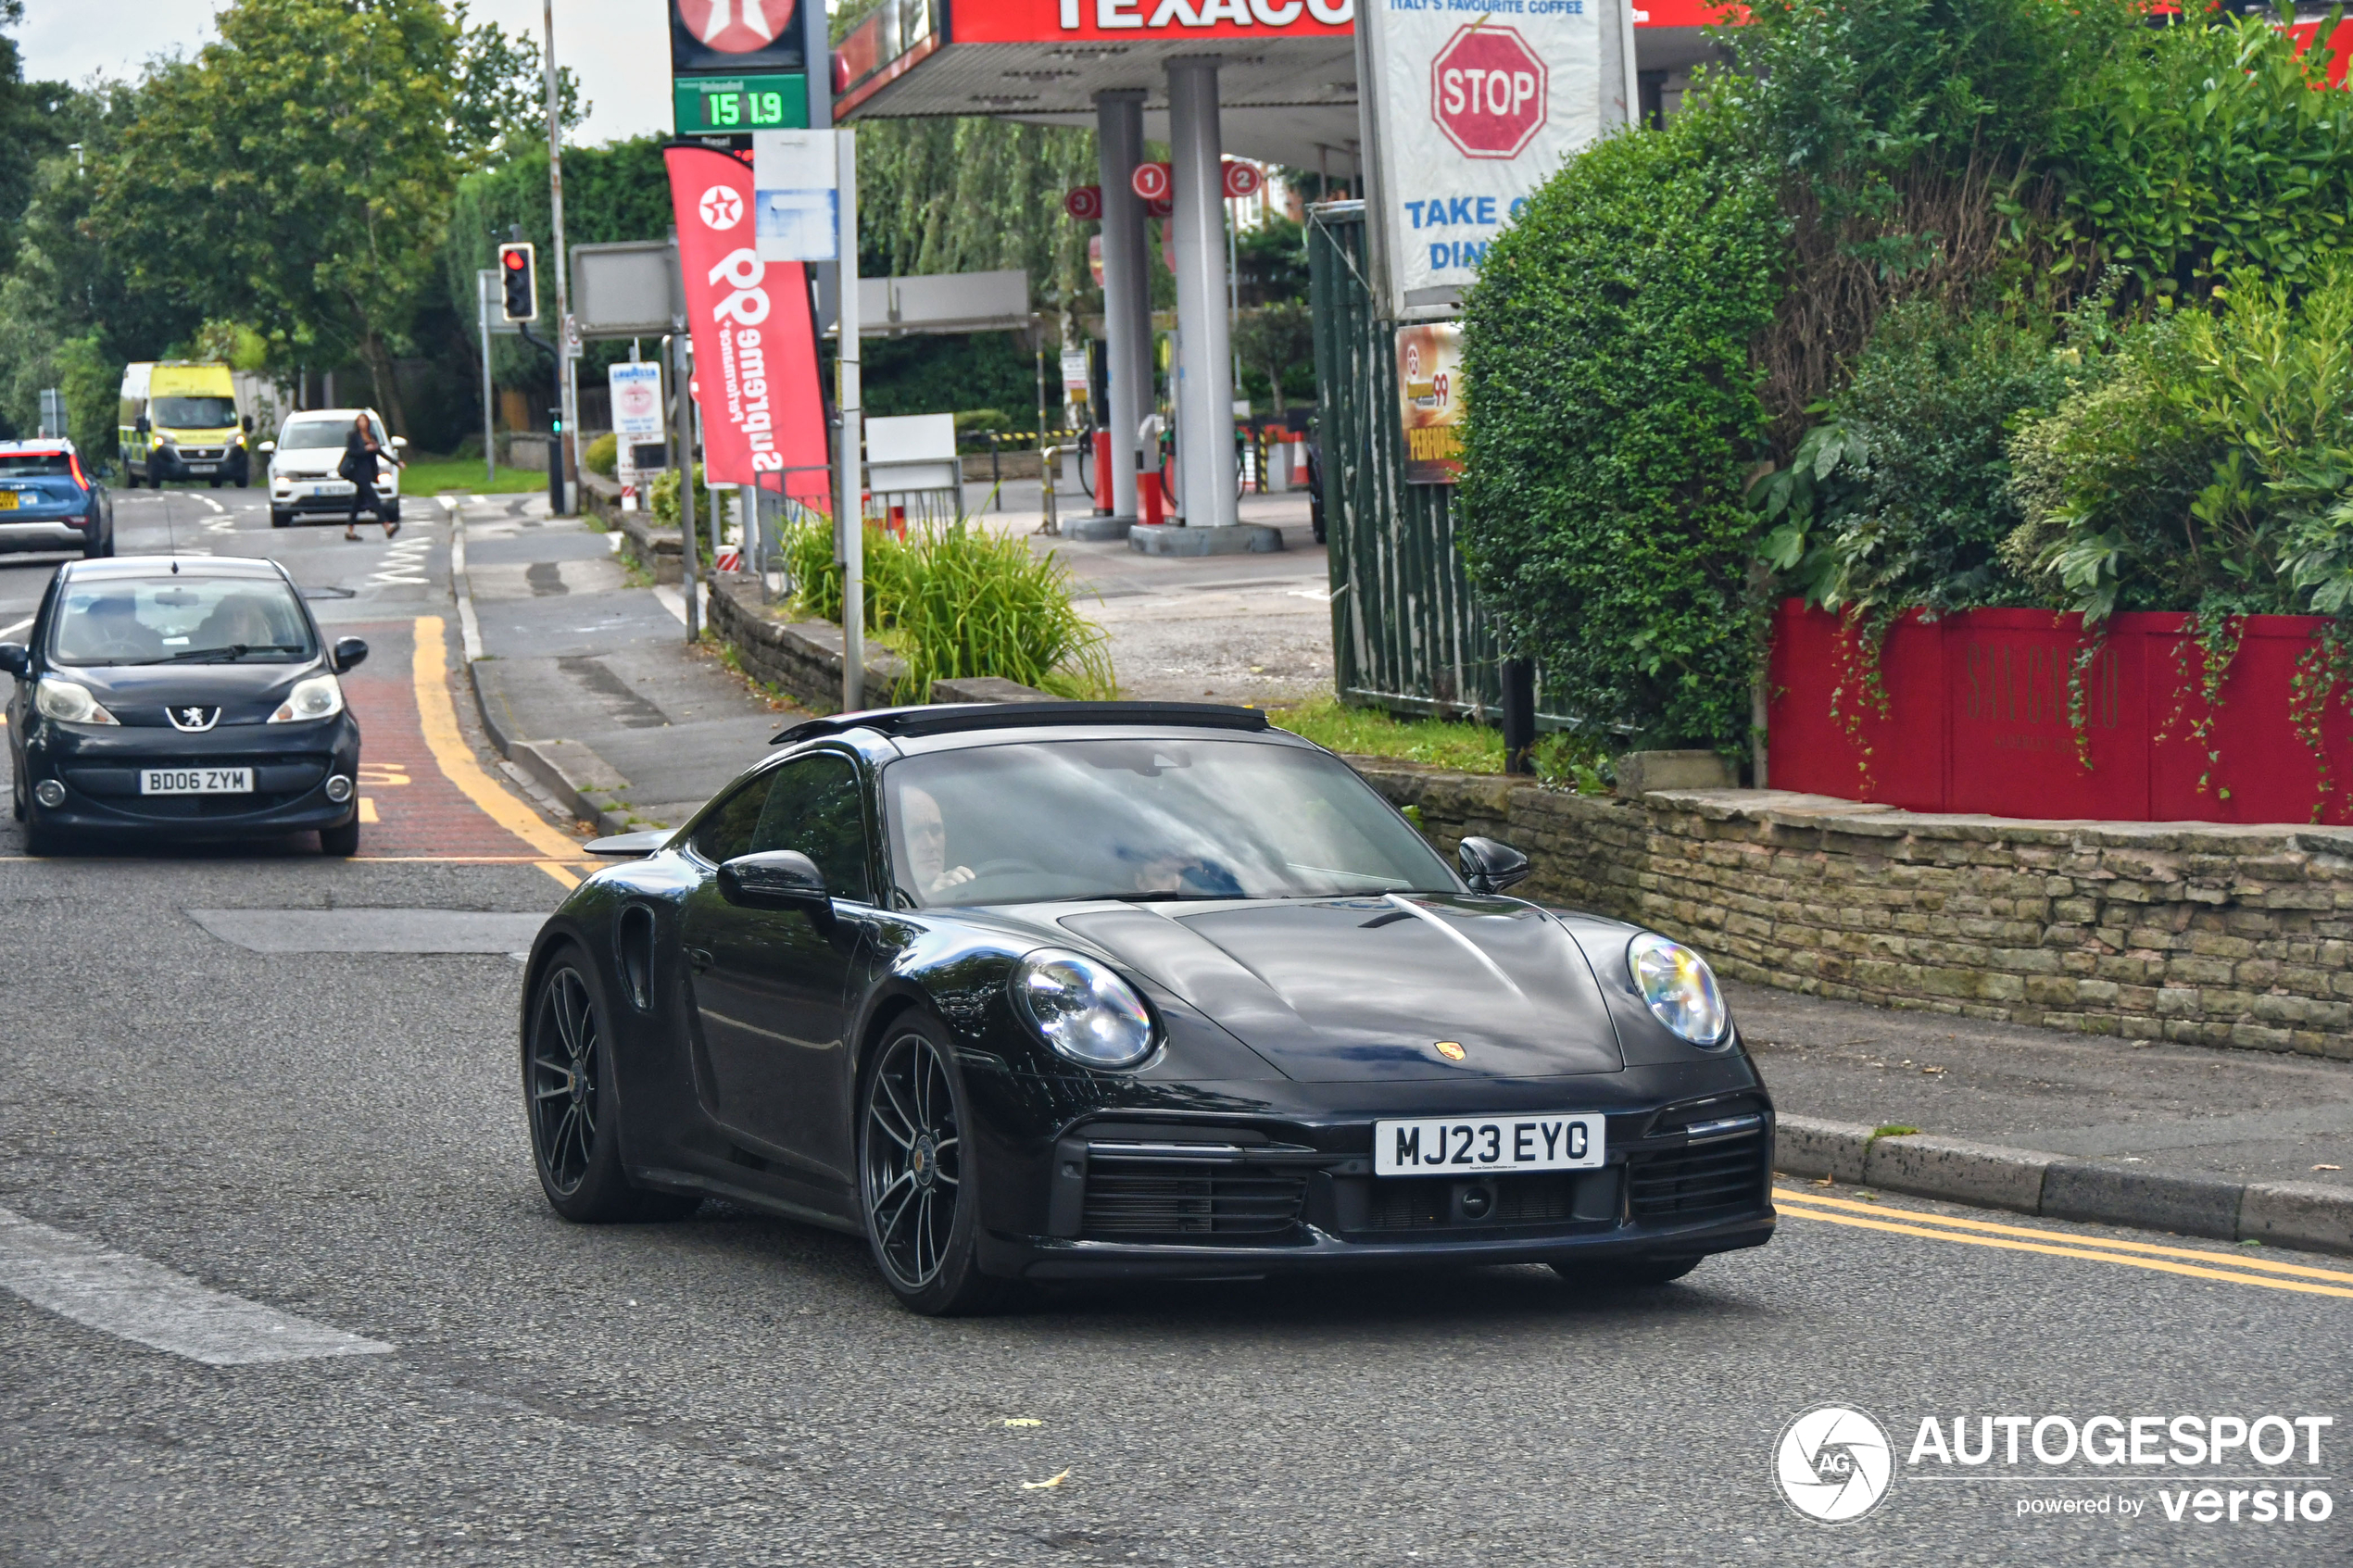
[831,0,1731,166]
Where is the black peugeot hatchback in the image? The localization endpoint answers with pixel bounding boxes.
[2,556,368,856]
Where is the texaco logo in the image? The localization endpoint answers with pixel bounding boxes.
[699,186,743,232]
[1774,1404,1894,1524]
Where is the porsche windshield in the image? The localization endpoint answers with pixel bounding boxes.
[883,737,1456,907]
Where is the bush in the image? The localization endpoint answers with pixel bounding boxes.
[779,514,1114,701]
[583,432,617,478]
[2049,11,2353,307]
[1757,301,2081,620]
[2008,269,2353,623]
[1457,101,1786,750]
[647,464,713,531]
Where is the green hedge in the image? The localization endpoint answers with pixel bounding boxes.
[1456,104,1786,751]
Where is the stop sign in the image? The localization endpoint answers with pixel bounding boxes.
[1429,24,1547,159]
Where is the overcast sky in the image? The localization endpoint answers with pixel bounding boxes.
[18,0,686,146]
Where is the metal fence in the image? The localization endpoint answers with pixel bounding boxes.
[1307,204,1571,725]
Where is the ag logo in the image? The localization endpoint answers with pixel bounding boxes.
[1773,1404,1894,1524]
[698,186,744,232]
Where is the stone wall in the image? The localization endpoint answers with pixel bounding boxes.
[705,571,905,713]
[1348,761,2353,1062]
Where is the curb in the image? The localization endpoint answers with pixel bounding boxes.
[1774,1114,2353,1258]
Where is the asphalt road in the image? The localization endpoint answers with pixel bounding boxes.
[0,488,2347,1564]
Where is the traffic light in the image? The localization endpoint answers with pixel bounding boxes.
[498,242,537,323]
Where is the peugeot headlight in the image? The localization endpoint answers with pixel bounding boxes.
[1627,932,1730,1046]
[35,675,118,725]
[1011,948,1154,1070]
[268,672,344,723]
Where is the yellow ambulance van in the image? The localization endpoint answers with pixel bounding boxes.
[118,361,253,488]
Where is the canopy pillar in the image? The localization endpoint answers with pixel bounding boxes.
[1165,56,1239,532]
[1093,90,1150,530]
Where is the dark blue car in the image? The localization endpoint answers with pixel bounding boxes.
[0,440,113,559]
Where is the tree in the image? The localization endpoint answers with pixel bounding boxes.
[92,0,468,433]
[1231,302,1314,416]
[449,4,585,170]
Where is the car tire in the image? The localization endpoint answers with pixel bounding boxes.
[1551,1256,1702,1289]
[319,819,359,856]
[524,946,698,1223]
[208,475,223,489]
[857,1013,1020,1317]
[270,509,292,529]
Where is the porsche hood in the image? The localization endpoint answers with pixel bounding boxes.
[1058,895,1626,1081]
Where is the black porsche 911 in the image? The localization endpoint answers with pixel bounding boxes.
[522,702,1775,1314]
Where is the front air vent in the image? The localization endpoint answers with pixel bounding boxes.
[615,905,656,1010]
[1628,1131,1769,1221]
[1079,1159,1306,1241]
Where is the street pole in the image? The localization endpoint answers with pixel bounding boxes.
[837,130,864,713]
[477,270,497,485]
[670,326,701,642]
[542,0,577,516]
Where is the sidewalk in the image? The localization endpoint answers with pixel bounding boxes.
[1738,980,2353,1251]
[450,496,787,832]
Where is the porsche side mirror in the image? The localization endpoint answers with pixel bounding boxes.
[331,636,369,673]
[719,849,834,925]
[0,643,26,678]
[1459,835,1531,894]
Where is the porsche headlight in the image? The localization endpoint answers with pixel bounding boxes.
[35,675,118,725]
[268,672,344,723]
[1011,948,1153,1070]
[1627,932,1729,1046]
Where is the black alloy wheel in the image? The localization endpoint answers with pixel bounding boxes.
[524,949,695,1223]
[859,1017,1013,1315]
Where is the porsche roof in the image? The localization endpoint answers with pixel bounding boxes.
[772,701,1271,746]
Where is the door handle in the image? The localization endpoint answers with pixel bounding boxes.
[687,947,712,973]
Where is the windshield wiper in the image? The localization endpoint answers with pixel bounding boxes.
[133,643,308,665]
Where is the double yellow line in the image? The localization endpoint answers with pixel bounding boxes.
[1774,1186,2353,1300]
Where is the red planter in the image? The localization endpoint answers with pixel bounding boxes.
[1768,602,2353,825]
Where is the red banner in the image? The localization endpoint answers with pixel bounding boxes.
[662,143,832,505]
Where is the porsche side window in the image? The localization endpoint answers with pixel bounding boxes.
[750,754,874,904]
[694,779,768,865]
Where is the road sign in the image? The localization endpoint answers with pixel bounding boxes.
[1130,162,1172,202]
[1221,161,1264,200]
[1430,25,1549,159]
[752,131,839,262]
[1063,185,1102,221]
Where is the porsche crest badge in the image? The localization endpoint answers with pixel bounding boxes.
[1433,1040,1466,1061]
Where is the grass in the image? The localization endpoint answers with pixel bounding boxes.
[1269,696,1621,793]
[396,455,550,495]
[779,514,1115,702]
[1269,696,1508,772]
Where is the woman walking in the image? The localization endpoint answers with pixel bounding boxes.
[340,415,400,541]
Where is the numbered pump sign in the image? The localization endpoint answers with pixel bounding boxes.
[1358,4,1617,312]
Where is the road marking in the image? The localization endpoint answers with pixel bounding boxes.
[0,616,29,640]
[196,495,224,514]
[1773,1194,2353,1301]
[408,614,583,888]
[1776,1186,2353,1284]
[0,1206,393,1365]
[359,797,379,823]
